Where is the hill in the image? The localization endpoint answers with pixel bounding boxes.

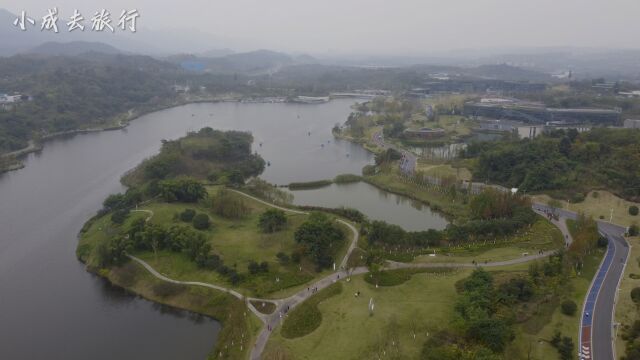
[25,41,123,56]
[122,127,266,186]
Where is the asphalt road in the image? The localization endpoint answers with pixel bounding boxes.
[535,204,628,360]
[371,131,416,174]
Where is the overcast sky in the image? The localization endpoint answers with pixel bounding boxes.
[3,0,640,55]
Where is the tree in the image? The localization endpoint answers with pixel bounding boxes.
[180,208,196,222]
[158,178,206,202]
[630,206,639,216]
[632,287,640,303]
[561,300,577,316]
[248,261,261,274]
[192,213,211,230]
[111,209,130,224]
[559,136,572,156]
[294,212,344,270]
[258,209,287,233]
[210,189,250,219]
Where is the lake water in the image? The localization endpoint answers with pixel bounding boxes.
[289,182,448,231]
[0,99,442,359]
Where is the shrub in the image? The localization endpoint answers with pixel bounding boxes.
[276,252,290,265]
[192,213,211,230]
[630,206,639,216]
[210,189,250,219]
[111,209,130,224]
[362,164,377,176]
[630,224,640,237]
[281,283,342,339]
[334,174,362,184]
[597,236,609,248]
[180,208,196,222]
[248,261,260,275]
[561,300,577,316]
[631,287,640,303]
[258,209,287,233]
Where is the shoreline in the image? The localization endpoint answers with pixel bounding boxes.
[0,96,354,175]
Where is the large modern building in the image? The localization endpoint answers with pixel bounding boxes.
[624,119,640,129]
[464,98,621,125]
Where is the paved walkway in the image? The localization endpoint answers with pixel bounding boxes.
[129,193,579,359]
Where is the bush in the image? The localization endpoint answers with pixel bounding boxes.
[334,174,362,184]
[561,300,577,316]
[288,180,332,190]
[248,261,260,274]
[111,209,130,224]
[362,164,377,176]
[210,189,250,219]
[597,236,609,248]
[180,208,196,222]
[192,213,211,230]
[630,224,640,237]
[258,209,287,233]
[630,206,639,216]
[276,252,290,265]
[631,287,640,303]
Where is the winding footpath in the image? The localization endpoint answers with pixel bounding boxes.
[127,190,589,359]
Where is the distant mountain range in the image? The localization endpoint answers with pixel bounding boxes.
[2,8,640,80]
[25,41,123,56]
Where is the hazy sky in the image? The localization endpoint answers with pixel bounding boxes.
[4,0,640,55]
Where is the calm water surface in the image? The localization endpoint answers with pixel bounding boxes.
[289,182,448,231]
[0,99,441,359]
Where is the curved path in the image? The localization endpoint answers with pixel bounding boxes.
[127,190,585,359]
[535,203,629,360]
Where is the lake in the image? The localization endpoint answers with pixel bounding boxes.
[0,99,444,359]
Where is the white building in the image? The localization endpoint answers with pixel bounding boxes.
[624,119,640,129]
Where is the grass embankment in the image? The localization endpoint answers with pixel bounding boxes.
[79,186,351,298]
[363,167,467,219]
[288,174,363,190]
[411,218,564,264]
[615,236,640,357]
[415,161,472,182]
[281,282,343,339]
[366,268,454,287]
[265,270,464,359]
[104,261,261,360]
[288,180,333,190]
[534,191,640,227]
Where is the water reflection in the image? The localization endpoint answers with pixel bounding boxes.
[290,182,448,231]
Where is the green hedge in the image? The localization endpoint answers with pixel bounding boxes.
[281,282,343,339]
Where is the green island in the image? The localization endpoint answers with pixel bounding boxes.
[76,116,613,360]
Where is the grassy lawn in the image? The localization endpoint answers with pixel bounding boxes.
[264,269,466,360]
[614,236,640,358]
[80,187,353,298]
[534,190,640,227]
[265,246,603,360]
[412,218,564,264]
[415,161,472,182]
